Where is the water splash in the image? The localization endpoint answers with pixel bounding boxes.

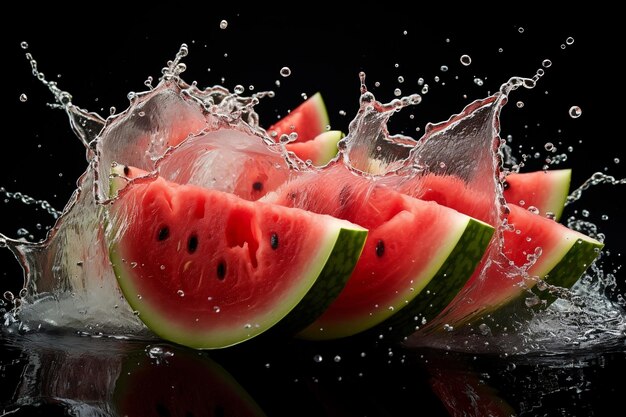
[2,43,624,355]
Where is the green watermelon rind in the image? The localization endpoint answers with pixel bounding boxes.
[543,168,571,222]
[107,167,368,349]
[456,223,604,328]
[267,226,367,336]
[500,231,604,321]
[373,217,495,340]
[297,215,495,340]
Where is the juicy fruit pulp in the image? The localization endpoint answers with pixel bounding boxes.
[266,92,329,142]
[265,164,495,340]
[107,166,367,349]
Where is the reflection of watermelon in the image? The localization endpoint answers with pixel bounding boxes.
[114,346,266,417]
[265,164,494,340]
[107,165,367,349]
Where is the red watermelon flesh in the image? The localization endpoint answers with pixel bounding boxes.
[266,92,329,142]
[285,130,343,166]
[503,169,571,221]
[107,168,367,348]
[337,91,602,329]
[264,163,494,339]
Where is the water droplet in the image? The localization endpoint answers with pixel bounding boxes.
[313,354,323,363]
[474,78,484,86]
[460,54,472,66]
[234,85,245,94]
[614,158,620,164]
[213,306,221,313]
[528,206,540,215]
[542,59,552,68]
[569,106,582,118]
[19,93,28,102]
[393,88,402,97]
[280,67,291,77]
[561,44,567,50]
[137,294,142,300]
[20,41,29,49]
[177,290,185,297]
[566,36,575,45]
[388,306,395,311]
[478,323,491,335]
[403,30,408,35]
[525,295,541,307]
[601,214,609,221]
[417,77,424,86]
[334,355,342,362]
[582,209,590,217]
[421,84,429,94]
[160,264,166,270]
[498,47,504,53]
[397,76,404,83]
[4,291,15,301]
[518,27,525,33]
[339,110,346,116]
[544,142,554,151]
[443,324,454,332]
[516,101,524,108]
[219,19,228,29]
[440,65,448,72]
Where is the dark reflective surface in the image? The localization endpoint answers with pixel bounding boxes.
[1,330,625,416]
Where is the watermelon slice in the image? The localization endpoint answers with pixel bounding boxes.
[264,164,494,340]
[106,165,367,349]
[428,202,604,329]
[266,92,329,142]
[503,169,571,221]
[285,130,343,166]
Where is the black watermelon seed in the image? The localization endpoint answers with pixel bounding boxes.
[375,239,385,257]
[155,403,171,417]
[270,232,279,249]
[157,226,170,241]
[338,185,351,208]
[187,234,198,253]
[252,181,263,191]
[123,165,130,176]
[217,261,226,280]
[502,180,510,190]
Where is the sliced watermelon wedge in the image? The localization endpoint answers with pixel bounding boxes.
[428,203,604,330]
[107,165,367,349]
[503,169,571,221]
[264,164,494,340]
[285,130,343,166]
[266,92,329,142]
